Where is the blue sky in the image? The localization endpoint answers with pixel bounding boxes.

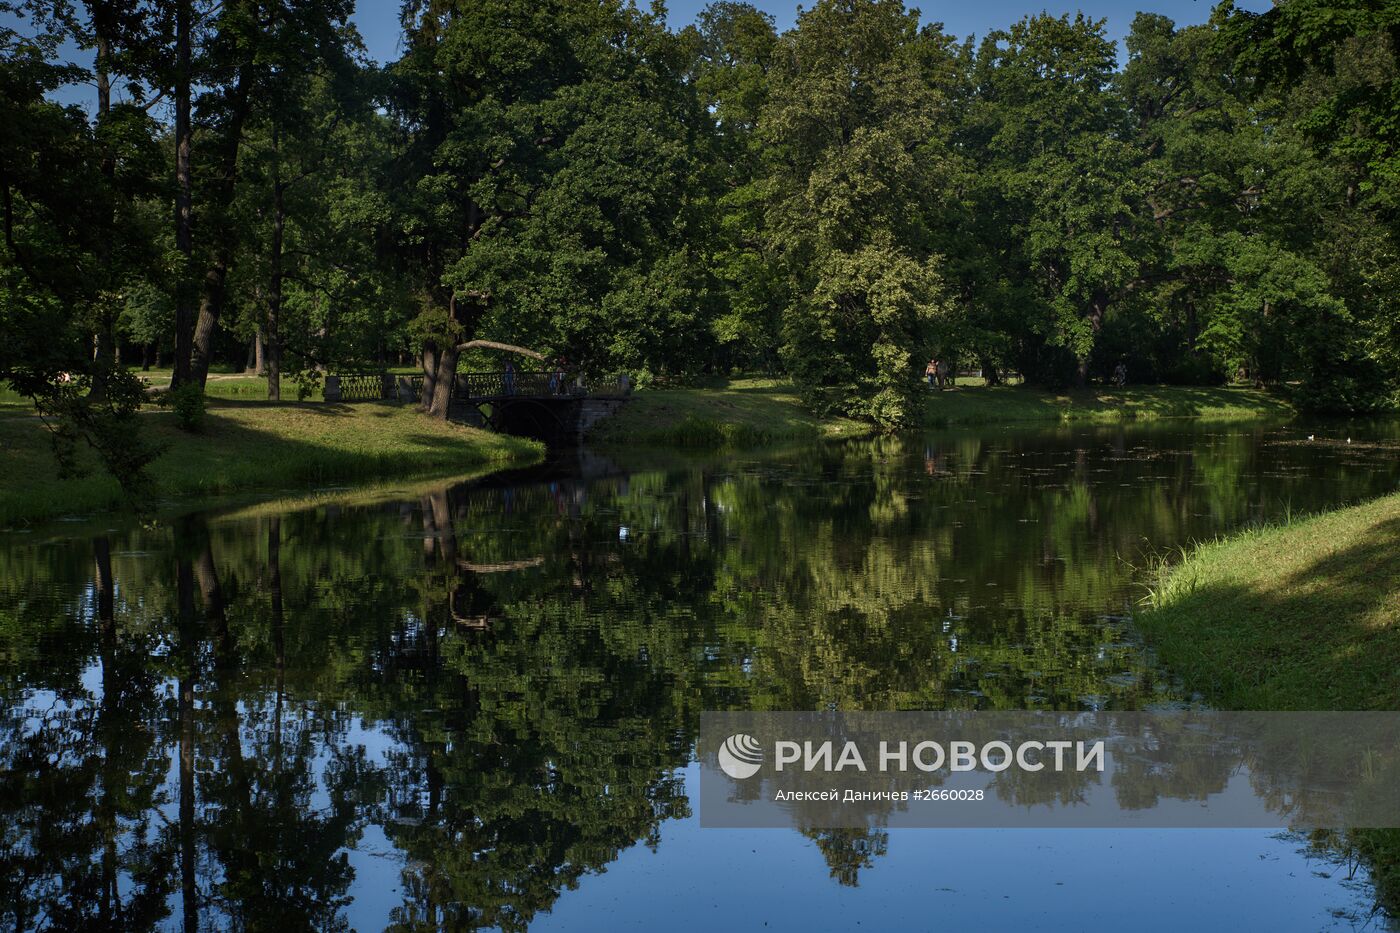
[348,0,1270,65]
[9,0,1272,110]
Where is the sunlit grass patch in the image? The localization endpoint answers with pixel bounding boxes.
[591,377,870,447]
[0,401,541,525]
[1139,493,1400,709]
[926,384,1294,426]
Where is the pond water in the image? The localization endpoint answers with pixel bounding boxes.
[3,418,1399,931]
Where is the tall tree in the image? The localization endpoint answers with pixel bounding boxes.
[759,0,950,427]
[229,31,380,399]
[166,0,357,389]
[1217,0,1400,407]
[390,0,711,418]
[1,7,160,494]
[965,13,1142,386]
[685,2,783,372]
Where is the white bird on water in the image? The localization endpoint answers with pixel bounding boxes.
[1307,434,1315,441]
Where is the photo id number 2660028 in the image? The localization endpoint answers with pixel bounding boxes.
[913,788,984,802]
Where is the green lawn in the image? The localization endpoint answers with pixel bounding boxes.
[2,366,425,410]
[0,381,29,413]
[128,368,326,400]
[924,384,1294,426]
[1138,492,1400,915]
[593,378,1294,447]
[590,377,870,447]
[0,400,541,525]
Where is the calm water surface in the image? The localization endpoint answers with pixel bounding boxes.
[3,418,1399,931]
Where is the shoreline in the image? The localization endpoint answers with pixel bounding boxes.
[0,380,1328,525]
[1137,491,1400,914]
[0,400,544,528]
[1138,491,1400,711]
[592,378,1297,447]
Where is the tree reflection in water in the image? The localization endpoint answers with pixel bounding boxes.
[2,422,1399,928]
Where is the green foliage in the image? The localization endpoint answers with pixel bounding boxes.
[5,0,1400,513]
[289,368,322,402]
[759,0,949,427]
[0,16,162,500]
[388,0,716,386]
[28,365,160,502]
[166,383,205,433]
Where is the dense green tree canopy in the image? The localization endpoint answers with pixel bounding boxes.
[2,0,1398,450]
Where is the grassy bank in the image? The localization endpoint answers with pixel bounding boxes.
[593,378,1294,447]
[1139,493,1400,710]
[0,400,541,526]
[1139,492,1400,914]
[924,384,1293,426]
[590,377,869,446]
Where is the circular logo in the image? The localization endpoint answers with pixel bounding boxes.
[718,733,763,779]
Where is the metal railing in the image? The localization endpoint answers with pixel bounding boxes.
[454,370,582,400]
[334,372,392,401]
[327,370,632,403]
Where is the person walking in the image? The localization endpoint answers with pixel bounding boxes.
[926,358,939,389]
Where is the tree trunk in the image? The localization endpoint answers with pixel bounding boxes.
[191,263,228,388]
[266,127,283,401]
[172,0,195,388]
[1075,293,1108,389]
[92,31,117,385]
[95,35,111,168]
[979,355,1001,387]
[427,343,460,419]
[419,340,438,411]
[189,72,252,389]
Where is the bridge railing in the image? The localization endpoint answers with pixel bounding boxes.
[326,370,632,403]
[454,370,582,400]
[323,371,393,402]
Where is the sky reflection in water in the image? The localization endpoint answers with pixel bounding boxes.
[2,418,1399,931]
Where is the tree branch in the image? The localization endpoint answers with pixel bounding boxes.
[453,339,545,360]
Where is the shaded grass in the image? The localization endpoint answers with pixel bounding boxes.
[1138,493,1400,916]
[1139,494,1400,710]
[0,400,541,525]
[590,377,869,447]
[925,384,1294,426]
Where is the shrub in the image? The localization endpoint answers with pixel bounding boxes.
[291,369,323,402]
[168,383,206,433]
